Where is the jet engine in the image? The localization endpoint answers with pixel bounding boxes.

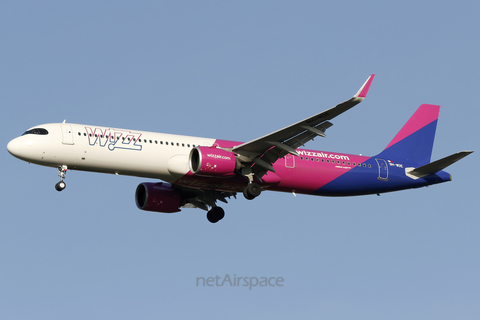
[135,182,182,213]
[189,146,238,177]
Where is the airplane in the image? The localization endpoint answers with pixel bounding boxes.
[7,75,473,223]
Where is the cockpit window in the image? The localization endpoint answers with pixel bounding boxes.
[22,128,49,135]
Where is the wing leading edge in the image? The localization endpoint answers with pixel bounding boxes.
[232,74,375,178]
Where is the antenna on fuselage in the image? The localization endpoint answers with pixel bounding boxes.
[62,120,66,123]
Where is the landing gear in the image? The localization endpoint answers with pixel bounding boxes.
[55,165,68,192]
[206,207,225,223]
[243,182,261,200]
[55,181,66,191]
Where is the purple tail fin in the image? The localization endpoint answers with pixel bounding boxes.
[376,104,440,165]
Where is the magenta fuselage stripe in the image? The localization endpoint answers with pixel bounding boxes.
[385,104,439,149]
[266,152,369,194]
[190,139,370,194]
[174,134,451,196]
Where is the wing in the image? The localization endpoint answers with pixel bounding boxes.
[232,74,375,178]
[175,185,237,211]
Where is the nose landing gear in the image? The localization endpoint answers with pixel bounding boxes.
[55,165,68,191]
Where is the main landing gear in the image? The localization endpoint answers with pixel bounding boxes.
[205,183,261,223]
[55,165,68,191]
[243,182,261,200]
[206,206,225,223]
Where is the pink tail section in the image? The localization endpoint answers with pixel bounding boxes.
[377,104,440,165]
[385,104,440,149]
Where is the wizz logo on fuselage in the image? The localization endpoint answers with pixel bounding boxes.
[84,127,143,151]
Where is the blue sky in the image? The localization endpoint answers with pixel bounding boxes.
[1,1,478,319]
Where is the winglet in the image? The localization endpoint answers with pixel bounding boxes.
[355,74,375,98]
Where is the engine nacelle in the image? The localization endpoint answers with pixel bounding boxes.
[135,182,182,213]
[189,146,238,177]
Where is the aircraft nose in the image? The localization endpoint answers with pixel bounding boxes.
[7,137,32,160]
[7,138,20,156]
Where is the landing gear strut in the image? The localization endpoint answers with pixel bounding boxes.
[55,165,68,191]
[206,207,225,223]
[243,182,261,200]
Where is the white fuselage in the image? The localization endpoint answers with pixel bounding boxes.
[7,123,216,182]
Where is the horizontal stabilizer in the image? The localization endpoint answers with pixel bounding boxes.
[407,151,473,178]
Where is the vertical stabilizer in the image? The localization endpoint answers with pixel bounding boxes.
[376,104,440,165]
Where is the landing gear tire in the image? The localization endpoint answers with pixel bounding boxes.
[243,183,261,200]
[243,189,256,200]
[207,207,225,223]
[55,181,66,191]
